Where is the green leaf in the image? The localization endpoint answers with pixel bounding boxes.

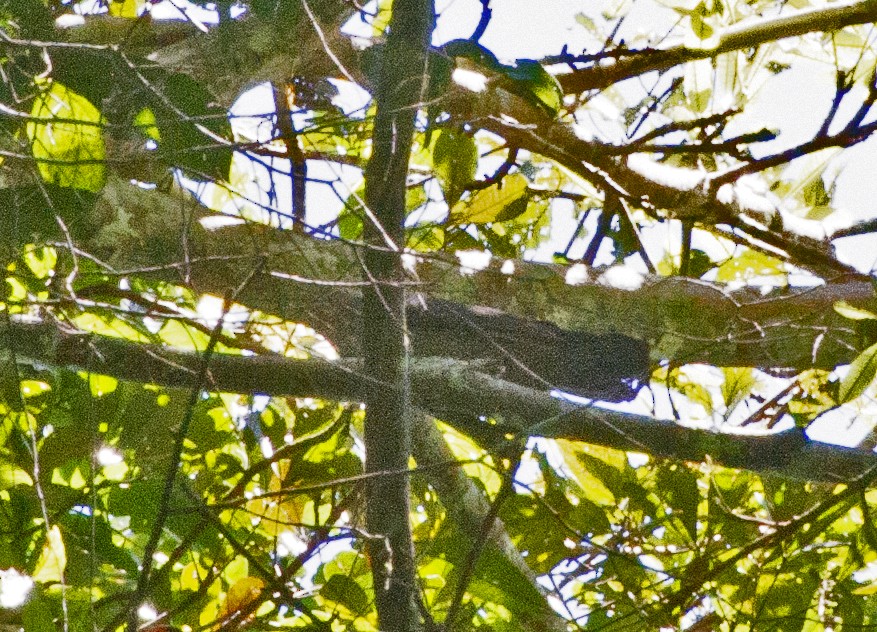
[133,107,161,142]
[407,225,445,252]
[471,545,548,614]
[839,341,877,403]
[149,72,233,180]
[320,574,369,613]
[32,526,66,584]
[22,595,55,631]
[449,173,529,224]
[27,81,106,192]
[432,129,478,206]
[715,248,785,282]
[834,301,877,321]
[721,367,756,411]
[656,463,701,540]
[338,184,366,240]
[494,195,530,223]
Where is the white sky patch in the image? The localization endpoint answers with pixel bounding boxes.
[260,436,274,459]
[97,447,123,466]
[456,250,492,274]
[0,569,33,609]
[627,452,650,468]
[149,0,214,30]
[196,294,248,330]
[137,604,158,622]
[808,402,877,447]
[854,561,877,583]
[628,154,706,190]
[571,121,595,142]
[599,266,645,290]
[278,530,309,557]
[564,263,590,286]
[716,180,776,216]
[452,68,489,93]
[584,94,622,122]
[779,207,854,240]
[500,260,515,275]
[55,13,85,27]
[230,83,276,144]
[402,252,419,275]
[199,214,246,230]
[328,79,371,116]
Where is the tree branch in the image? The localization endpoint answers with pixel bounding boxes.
[9,318,877,483]
[555,0,877,94]
[9,177,872,378]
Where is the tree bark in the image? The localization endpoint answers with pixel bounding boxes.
[9,317,876,483]
[360,1,434,629]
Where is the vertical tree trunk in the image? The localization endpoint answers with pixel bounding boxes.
[361,1,434,630]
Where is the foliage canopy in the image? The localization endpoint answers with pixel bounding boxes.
[5,0,877,630]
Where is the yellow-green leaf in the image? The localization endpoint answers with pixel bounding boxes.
[839,341,877,403]
[109,0,144,17]
[27,82,106,192]
[449,173,528,224]
[221,576,265,617]
[834,300,877,321]
[432,129,478,206]
[556,440,615,506]
[407,225,445,252]
[715,248,785,283]
[33,526,66,584]
[853,581,877,595]
[133,107,161,142]
[23,247,57,280]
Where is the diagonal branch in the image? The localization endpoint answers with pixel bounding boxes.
[555,0,877,94]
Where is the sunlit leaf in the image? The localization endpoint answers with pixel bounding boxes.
[449,173,529,224]
[715,248,786,282]
[22,247,57,280]
[556,440,615,506]
[108,0,144,18]
[432,129,478,206]
[32,526,66,584]
[407,224,445,252]
[834,301,877,321]
[27,82,106,192]
[839,341,877,403]
[221,576,265,618]
[133,107,161,142]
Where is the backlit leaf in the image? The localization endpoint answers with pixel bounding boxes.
[27,82,105,192]
[839,341,877,403]
[221,576,265,618]
[449,173,529,224]
[432,129,478,206]
[33,526,66,584]
[834,301,877,321]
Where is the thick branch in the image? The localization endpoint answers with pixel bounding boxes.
[360,0,433,628]
[9,179,872,378]
[8,318,876,483]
